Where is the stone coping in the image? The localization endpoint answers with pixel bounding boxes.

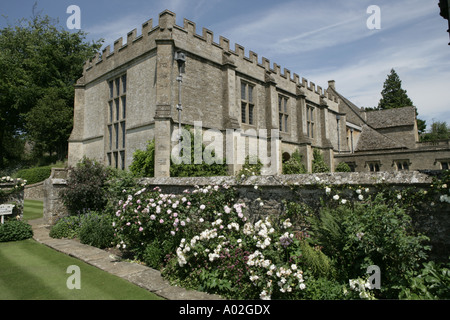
[138,171,435,187]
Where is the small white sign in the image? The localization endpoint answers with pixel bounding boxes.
[0,204,14,224]
[0,204,14,215]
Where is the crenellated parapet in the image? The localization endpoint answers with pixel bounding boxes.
[79,9,338,105]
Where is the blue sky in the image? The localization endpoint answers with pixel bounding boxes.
[1,0,449,129]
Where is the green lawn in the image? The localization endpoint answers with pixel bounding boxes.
[23,199,44,221]
[0,200,164,300]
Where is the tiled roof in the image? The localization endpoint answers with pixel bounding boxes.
[355,125,406,152]
[365,106,416,129]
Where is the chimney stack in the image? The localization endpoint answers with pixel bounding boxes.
[328,80,336,90]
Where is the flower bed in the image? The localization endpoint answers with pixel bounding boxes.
[112,184,320,299]
[110,172,450,300]
[49,166,450,300]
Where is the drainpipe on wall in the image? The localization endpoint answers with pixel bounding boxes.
[175,51,186,154]
[350,128,354,153]
[336,115,341,154]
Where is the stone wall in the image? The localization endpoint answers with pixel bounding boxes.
[42,170,449,260]
[24,182,45,200]
[138,171,449,261]
[43,168,69,225]
[0,182,24,220]
[335,148,450,172]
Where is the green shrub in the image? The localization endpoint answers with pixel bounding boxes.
[143,241,165,269]
[78,212,114,249]
[50,212,114,249]
[14,166,52,184]
[49,215,82,239]
[0,220,33,242]
[130,140,155,178]
[302,277,347,300]
[282,150,306,174]
[130,134,228,178]
[308,193,430,298]
[104,169,140,214]
[237,155,263,179]
[312,149,330,173]
[60,157,110,215]
[170,128,228,178]
[399,260,450,300]
[299,240,335,279]
[335,162,351,173]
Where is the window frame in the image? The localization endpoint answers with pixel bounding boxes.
[306,105,315,138]
[395,160,410,171]
[107,74,127,169]
[278,95,289,133]
[366,161,381,172]
[241,81,255,126]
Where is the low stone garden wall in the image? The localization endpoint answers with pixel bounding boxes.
[24,182,45,200]
[43,168,70,225]
[42,170,449,260]
[138,171,449,261]
[0,178,25,221]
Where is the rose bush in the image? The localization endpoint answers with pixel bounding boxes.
[108,170,449,300]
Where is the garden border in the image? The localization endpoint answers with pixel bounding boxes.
[43,169,449,260]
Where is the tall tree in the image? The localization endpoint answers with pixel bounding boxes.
[25,87,74,159]
[378,69,414,110]
[421,121,450,142]
[0,10,103,167]
[378,69,426,134]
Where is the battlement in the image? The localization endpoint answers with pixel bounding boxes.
[81,9,338,103]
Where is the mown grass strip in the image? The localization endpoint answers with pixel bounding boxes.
[23,200,44,221]
[0,239,164,300]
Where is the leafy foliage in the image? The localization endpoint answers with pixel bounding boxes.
[237,156,263,180]
[335,162,351,173]
[78,212,115,249]
[0,220,33,242]
[60,158,110,215]
[129,140,155,178]
[398,260,450,300]
[282,150,306,174]
[421,121,450,142]
[0,10,102,168]
[308,192,431,298]
[49,212,114,249]
[49,215,82,239]
[170,128,228,177]
[13,166,52,185]
[130,130,228,178]
[312,149,329,173]
[24,87,73,159]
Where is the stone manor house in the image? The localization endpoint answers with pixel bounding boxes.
[68,10,450,177]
